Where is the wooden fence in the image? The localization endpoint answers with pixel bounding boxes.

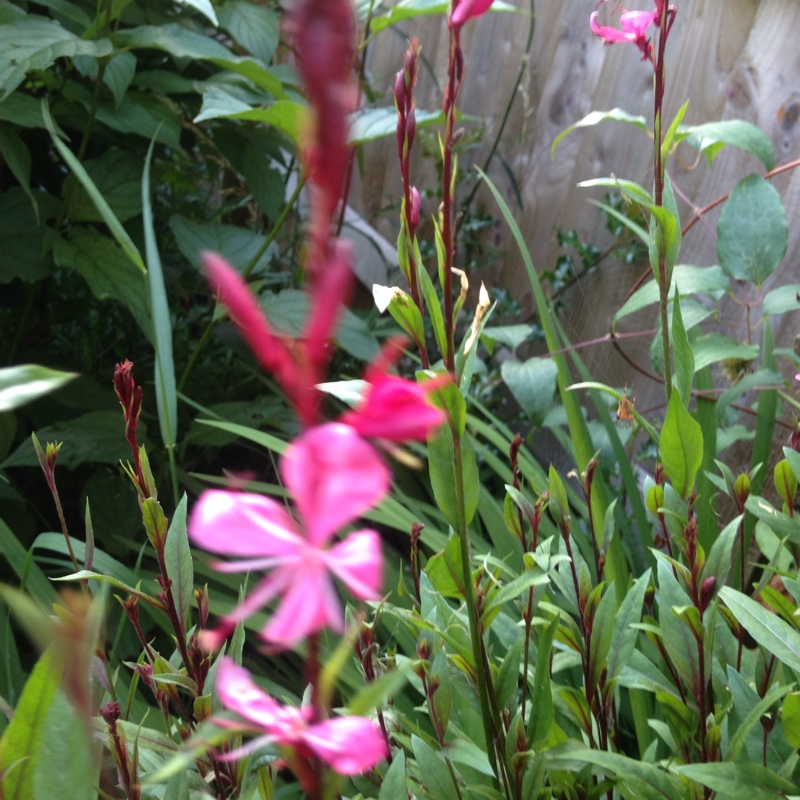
[351,0,800,411]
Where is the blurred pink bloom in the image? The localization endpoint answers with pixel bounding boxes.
[451,0,494,27]
[590,8,658,61]
[215,658,387,774]
[342,337,446,442]
[189,424,388,647]
[203,249,352,425]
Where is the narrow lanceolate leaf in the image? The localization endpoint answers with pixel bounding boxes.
[719,586,800,674]
[164,494,193,634]
[674,763,796,799]
[659,391,702,499]
[0,364,77,412]
[607,570,651,683]
[142,135,178,451]
[527,617,557,746]
[671,291,694,407]
[0,647,62,799]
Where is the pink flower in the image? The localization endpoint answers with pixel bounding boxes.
[341,337,446,443]
[215,658,387,774]
[451,0,494,28]
[189,424,388,648]
[590,8,658,61]
[203,249,352,425]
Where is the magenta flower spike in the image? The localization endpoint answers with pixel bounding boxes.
[215,658,387,774]
[450,0,494,28]
[590,7,658,61]
[189,424,388,648]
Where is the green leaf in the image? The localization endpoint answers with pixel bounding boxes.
[0,648,62,800]
[774,458,798,511]
[442,738,495,777]
[659,390,702,498]
[717,174,787,285]
[676,119,775,170]
[0,518,58,606]
[700,516,740,592]
[53,230,152,339]
[370,0,514,33]
[656,557,700,691]
[177,0,219,24]
[482,568,549,618]
[379,750,406,800]
[614,265,728,327]
[0,125,34,212]
[720,586,800,673]
[42,102,145,274]
[63,149,143,223]
[418,263,448,362]
[607,570,651,682]
[103,51,137,108]
[762,283,800,316]
[349,106,444,144]
[501,357,559,427]
[0,364,77,412]
[51,571,162,607]
[671,291,693,406]
[164,495,193,632]
[0,17,112,99]
[373,284,425,345]
[411,734,459,800]
[33,690,96,800]
[218,2,279,63]
[690,333,759,372]
[552,107,648,157]
[480,324,535,355]
[744,495,800,543]
[143,136,178,452]
[426,535,466,599]
[725,682,791,763]
[428,427,479,530]
[781,691,800,750]
[527,617,557,746]
[674,763,796,799]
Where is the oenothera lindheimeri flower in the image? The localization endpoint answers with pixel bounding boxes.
[188,424,388,648]
[590,5,658,62]
[450,0,494,28]
[215,658,387,774]
[203,249,351,425]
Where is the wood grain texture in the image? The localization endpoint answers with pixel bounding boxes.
[352,0,800,403]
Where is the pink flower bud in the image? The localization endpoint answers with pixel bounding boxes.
[451,0,494,28]
[410,186,421,228]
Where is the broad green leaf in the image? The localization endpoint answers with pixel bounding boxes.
[176,0,218,25]
[0,125,34,211]
[480,324,535,355]
[501,357,559,427]
[53,230,152,339]
[412,734,460,800]
[33,691,96,800]
[725,682,791,763]
[763,283,800,316]
[0,17,112,99]
[690,333,758,372]
[427,535,466,599]
[143,136,178,453]
[720,586,800,673]
[378,750,406,800]
[428,427,479,530]
[614,265,728,327]
[607,570,651,682]
[102,51,137,107]
[0,518,58,605]
[2,411,142,469]
[744,494,800,542]
[42,102,145,274]
[527,617,557,746]
[350,107,444,144]
[656,557,700,691]
[774,458,798,511]
[716,368,784,421]
[164,495,193,632]
[552,107,648,157]
[671,292,693,406]
[241,140,285,222]
[442,738,495,777]
[660,391,702,498]
[717,174,787,285]
[0,364,76,412]
[782,692,800,750]
[218,2,279,63]
[169,214,275,275]
[63,149,143,222]
[676,119,775,170]
[0,188,58,282]
[370,0,514,33]
[0,648,61,799]
[674,763,796,799]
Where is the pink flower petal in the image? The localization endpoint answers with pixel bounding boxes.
[326,530,383,600]
[188,490,302,560]
[281,423,390,545]
[620,9,657,38]
[215,658,283,729]
[303,717,387,774]
[451,0,494,27]
[341,374,445,442]
[263,563,343,646]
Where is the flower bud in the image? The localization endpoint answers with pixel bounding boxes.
[410,187,421,229]
[734,472,751,509]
